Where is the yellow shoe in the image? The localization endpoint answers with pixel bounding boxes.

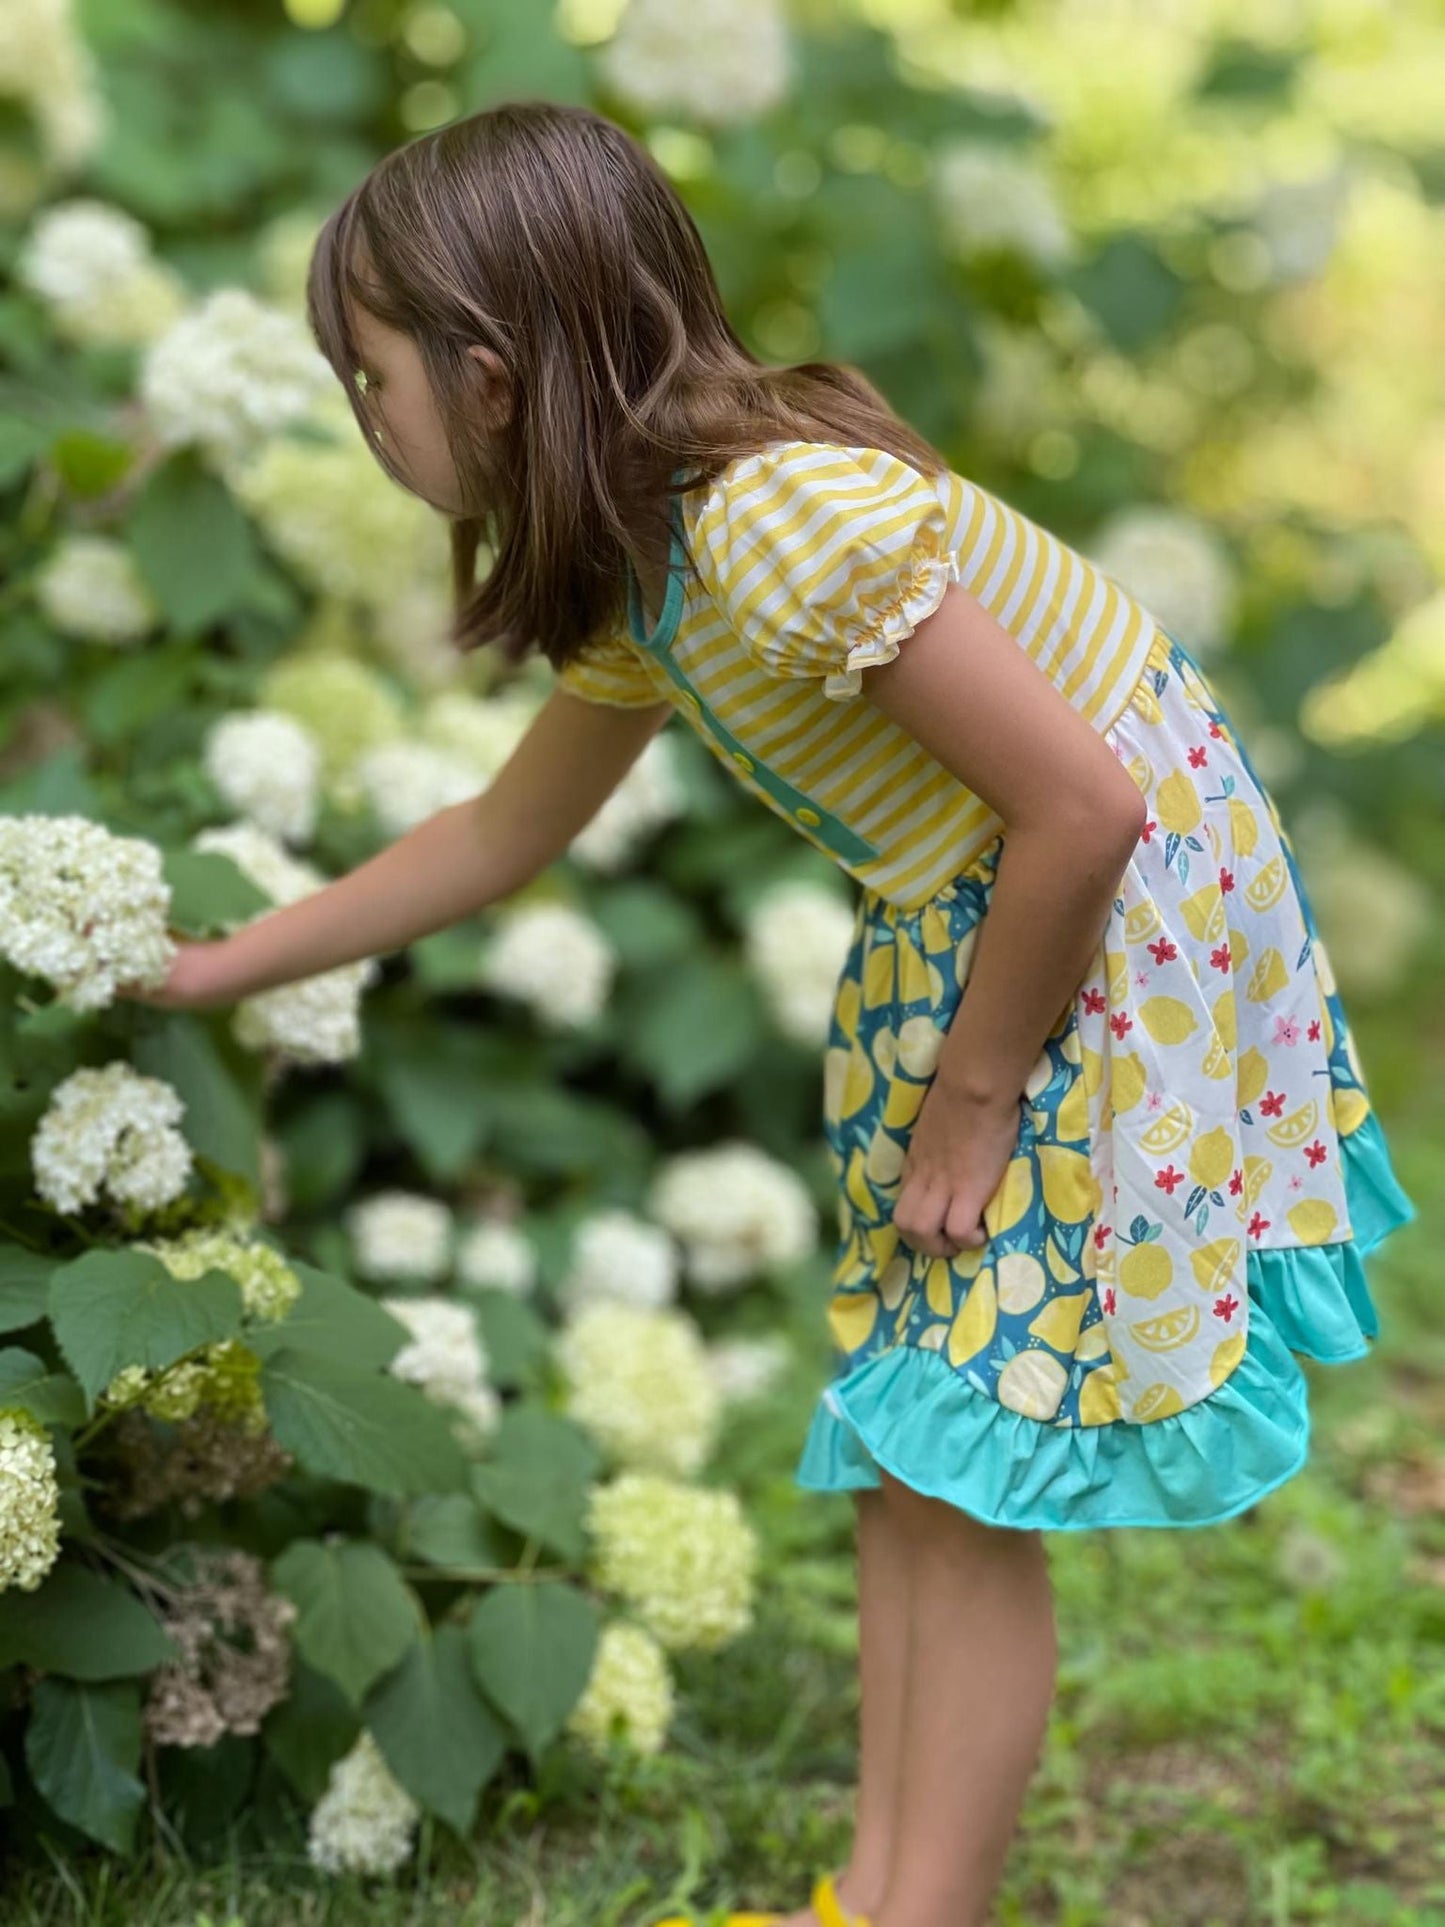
[650,1914,782,1926]
[813,1871,854,1927]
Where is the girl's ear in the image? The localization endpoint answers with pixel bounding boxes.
[465,343,513,431]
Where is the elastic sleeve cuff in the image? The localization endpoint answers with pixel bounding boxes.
[820,538,963,701]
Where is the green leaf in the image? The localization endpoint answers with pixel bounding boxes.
[620,956,763,1109]
[0,416,51,486]
[0,1246,52,1334]
[269,1539,418,1706]
[468,1581,599,1761]
[1064,232,1184,353]
[79,646,192,747]
[0,1563,175,1679]
[272,1089,365,1213]
[468,1290,549,1389]
[0,1347,85,1427]
[130,1009,264,1189]
[247,1262,407,1370]
[47,1247,244,1408]
[368,1021,501,1182]
[364,1623,508,1833]
[403,1493,508,1572]
[50,430,134,499]
[259,1350,470,1497]
[125,448,257,631]
[160,847,274,933]
[481,1084,651,1179]
[471,1409,601,1566]
[155,1732,255,1852]
[587,881,703,970]
[262,1656,360,1804]
[25,1677,146,1855]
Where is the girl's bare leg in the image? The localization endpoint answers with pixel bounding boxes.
[870,1470,1057,1927]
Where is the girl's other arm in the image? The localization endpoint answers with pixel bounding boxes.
[860,585,1148,1255]
[137,688,673,1007]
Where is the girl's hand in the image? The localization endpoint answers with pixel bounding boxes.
[114,938,241,1011]
[892,1080,1023,1261]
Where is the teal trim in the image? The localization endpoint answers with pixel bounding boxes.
[628,472,880,868]
[795,1109,1417,1531]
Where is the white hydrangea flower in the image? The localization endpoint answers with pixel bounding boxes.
[1089,507,1235,658]
[370,579,467,690]
[588,1472,758,1653]
[0,0,106,180]
[0,1411,62,1593]
[260,652,407,795]
[479,901,616,1031]
[202,710,322,845]
[706,1333,792,1405]
[16,198,186,347]
[192,821,323,906]
[306,1729,420,1877]
[228,390,449,610]
[0,814,175,1010]
[31,1061,192,1216]
[139,287,333,468]
[380,1294,500,1446]
[455,1217,537,1297]
[418,688,541,783]
[933,141,1075,271]
[352,738,480,837]
[566,1620,675,1758]
[255,205,323,314]
[743,881,856,1047]
[556,1302,720,1479]
[598,0,791,126]
[569,735,685,871]
[557,1209,679,1315]
[347,1191,453,1284]
[649,1141,817,1293]
[32,533,160,644]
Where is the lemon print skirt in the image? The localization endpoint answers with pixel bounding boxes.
[796,628,1418,1530]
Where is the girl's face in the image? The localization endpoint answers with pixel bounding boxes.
[348,303,508,516]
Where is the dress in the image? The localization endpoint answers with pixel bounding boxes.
[558,440,1418,1532]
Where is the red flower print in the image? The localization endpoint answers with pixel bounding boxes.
[1259,1090,1286,1118]
[1219,866,1235,893]
[1109,1011,1133,1039]
[1139,819,1157,843]
[1103,1287,1117,1316]
[1247,1211,1270,1239]
[1094,1222,1111,1249]
[1155,1164,1185,1195]
[1083,987,1107,1015]
[1188,745,1208,769]
[1229,1168,1244,1196]
[1307,1019,1321,1042]
[1287,1174,1303,1192]
[1208,721,1224,738]
[1147,937,1178,964]
[1210,943,1232,973]
[1213,1292,1239,1322]
[1304,1140,1328,1168]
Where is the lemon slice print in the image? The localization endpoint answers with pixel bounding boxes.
[1210,1330,1246,1385]
[1245,947,1290,1002]
[1028,1289,1091,1354]
[997,1249,1047,1313]
[1189,1237,1241,1294]
[1129,1303,1202,1352]
[863,940,896,1007]
[1140,1100,1194,1156]
[1131,1381,1186,1421]
[1236,1045,1270,1107]
[1227,796,1259,857]
[835,975,862,1044]
[997,1348,1069,1419]
[1179,882,1226,943]
[947,1266,998,1365]
[1244,854,1287,912]
[1125,899,1163,945]
[1265,1098,1319,1150]
[1079,1362,1122,1425]
[895,1013,943,1077]
[1111,1051,1148,1112]
[828,1290,878,1353]
[1332,1085,1370,1134]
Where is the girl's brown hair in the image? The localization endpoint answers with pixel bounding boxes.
[306,98,950,674]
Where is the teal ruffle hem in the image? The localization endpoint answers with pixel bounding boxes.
[794,1108,1417,1531]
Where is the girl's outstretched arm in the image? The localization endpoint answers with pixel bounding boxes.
[860,584,1149,1258]
[128,688,673,1008]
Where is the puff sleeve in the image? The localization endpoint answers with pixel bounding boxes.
[555,628,665,708]
[690,443,961,700]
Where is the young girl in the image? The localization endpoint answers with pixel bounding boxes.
[134,101,1417,1927]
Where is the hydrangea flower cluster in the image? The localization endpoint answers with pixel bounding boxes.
[31,1061,192,1216]
[455,1215,537,1297]
[259,652,407,796]
[0,1411,63,1594]
[346,1190,454,1284]
[306,1729,420,1876]
[17,197,186,348]
[556,1208,679,1315]
[0,813,175,1011]
[588,1472,758,1653]
[202,709,322,845]
[568,735,685,872]
[479,900,616,1030]
[556,1302,720,1479]
[706,1332,793,1406]
[565,1620,675,1758]
[933,141,1075,271]
[380,1294,500,1448]
[143,1545,296,1747]
[598,0,792,127]
[648,1141,817,1292]
[743,880,856,1046]
[32,532,160,644]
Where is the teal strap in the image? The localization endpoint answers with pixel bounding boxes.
[626,474,879,867]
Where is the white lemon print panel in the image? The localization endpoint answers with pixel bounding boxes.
[820,633,1376,1434]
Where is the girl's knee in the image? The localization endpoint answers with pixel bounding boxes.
[877,1469,1042,1556]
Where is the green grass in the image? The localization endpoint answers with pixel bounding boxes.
[5,999,1442,1926]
